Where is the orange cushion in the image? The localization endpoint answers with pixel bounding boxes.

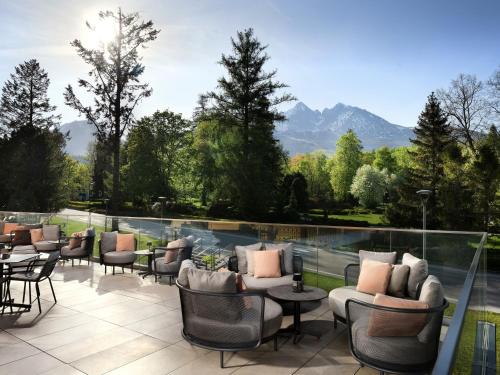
[69,231,84,249]
[164,249,178,263]
[368,293,429,336]
[116,233,135,252]
[253,250,281,278]
[3,223,19,235]
[30,228,44,243]
[356,259,392,295]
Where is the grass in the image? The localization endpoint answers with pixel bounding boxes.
[307,208,385,226]
[303,270,344,291]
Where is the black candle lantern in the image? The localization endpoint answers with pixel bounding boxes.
[292,273,303,292]
[147,241,152,252]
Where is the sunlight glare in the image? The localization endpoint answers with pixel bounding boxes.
[85,16,117,49]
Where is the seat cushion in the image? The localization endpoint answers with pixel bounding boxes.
[403,253,428,299]
[177,259,196,286]
[265,243,294,275]
[356,260,392,295]
[235,243,262,274]
[418,275,444,343]
[328,286,375,320]
[352,316,437,368]
[61,245,86,257]
[388,264,410,298]
[262,297,283,338]
[12,245,36,253]
[100,232,118,253]
[359,250,397,267]
[0,234,11,243]
[103,250,136,264]
[34,241,57,251]
[242,274,293,291]
[154,258,180,274]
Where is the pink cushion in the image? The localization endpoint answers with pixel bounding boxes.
[116,233,135,252]
[30,228,44,243]
[356,259,392,295]
[69,232,83,249]
[253,250,281,278]
[164,249,178,264]
[368,293,429,336]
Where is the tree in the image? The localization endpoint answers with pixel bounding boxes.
[373,146,397,173]
[62,157,91,200]
[290,151,332,204]
[488,66,500,117]
[64,8,160,213]
[0,59,60,132]
[437,74,490,153]
[330,130,362,202]
[280,172,308,213]
[350,165,387,208]
[125,110,193,204]
[385,93,454,228]
[196,28,294,217]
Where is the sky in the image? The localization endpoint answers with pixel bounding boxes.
[1,0,499,127]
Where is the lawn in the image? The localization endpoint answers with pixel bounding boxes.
[307,208,385,226]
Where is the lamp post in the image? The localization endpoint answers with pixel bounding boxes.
[158,196,166,244]
[417,189,432,260]
[88,182,94,227]
[103,198,110,232]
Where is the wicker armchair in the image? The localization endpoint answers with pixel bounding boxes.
[177,280,282,368]
[152,245,193,285]
[345,297,449,374]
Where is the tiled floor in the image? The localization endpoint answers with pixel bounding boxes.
[0,262,376,375]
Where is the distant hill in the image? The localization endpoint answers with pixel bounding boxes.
[275,102,414,155]
[59,121,95,157]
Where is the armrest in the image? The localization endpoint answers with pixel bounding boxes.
[344,263,360,286]
[228,255,238,272]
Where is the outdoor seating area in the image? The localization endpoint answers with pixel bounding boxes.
[0,215,490,374]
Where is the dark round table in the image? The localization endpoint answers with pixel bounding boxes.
[268,285,328,343]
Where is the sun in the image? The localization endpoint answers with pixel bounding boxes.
[85,17,117,49]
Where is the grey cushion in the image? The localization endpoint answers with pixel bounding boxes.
[61,245,86,257]
[403,253,428,299]
[103,250,135,264]
[34,241,57,251]
[12,245,36,254]
[387,264,410,298]
[178,259,196,286]
[42,224,60,241]
[187,268,237,293]
[100,232,117,253]
[235,243,262,274]
[246,249,257,276]
[328,286,375,320]
[184,297,282,344]
[418,275,444,343]
[352,316,437,366]
[265,243,294,275]
[0,234,11,242]
[242,274,293,292]
[154,258,180,274]
[359,250,397,267]
[24,223,42,230]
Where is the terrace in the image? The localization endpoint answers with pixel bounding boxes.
[0,212,493,374]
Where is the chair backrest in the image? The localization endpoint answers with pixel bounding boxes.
[81,228,95,256]
[39,252,60,279]
[11,229,31,246]
[177,281,265,351]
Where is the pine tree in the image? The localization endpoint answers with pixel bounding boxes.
[386,93,453,229]
[0,59,60,132]
[196,29,294,217]
[65,8,159,214]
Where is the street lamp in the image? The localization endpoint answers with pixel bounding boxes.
[103,198,110,232]
[417,189,432,259]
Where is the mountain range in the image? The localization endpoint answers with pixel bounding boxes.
[59,102,414,157]
[276,102,414,155]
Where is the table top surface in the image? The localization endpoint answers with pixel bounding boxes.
[267,285,328,302]
[0,253,39,264]
[134,249,154,255]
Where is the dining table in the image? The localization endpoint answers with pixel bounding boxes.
[0,253,41,312]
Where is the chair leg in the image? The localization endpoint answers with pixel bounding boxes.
[333,314,337,329]
[6,282,12,314]
[131,264,133,273]
[35,283,41,314]
[154,274,157,282]
[220,351,224,368]
[105,265,107,274]
[79,259,81,265]
[22,281,27,303]
[71,259,74,267]
[113,266,115,275]
[274,335,278,351]
[48,277,57,303]
[28,282,32,304]
[122,266,124,273]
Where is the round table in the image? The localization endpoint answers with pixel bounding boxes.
[134,250,154,278]
[268,285,328,343]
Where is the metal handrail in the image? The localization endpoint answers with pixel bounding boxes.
[432,232,488,374]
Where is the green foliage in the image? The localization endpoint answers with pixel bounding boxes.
[0,59,60,132]
[196,29,294,218]
[124,110,194,206]
[350,165,388,208]
[391,146,417,173]
[65,8,160,213]
[373,146,397,173]
[330,130,362,202]
[62,157,91,200]
[87,140,112,199]
[290,151,332,205]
